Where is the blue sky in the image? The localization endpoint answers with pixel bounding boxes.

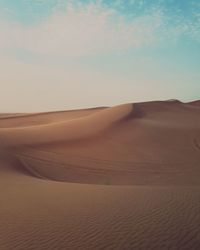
[0,0,199,111]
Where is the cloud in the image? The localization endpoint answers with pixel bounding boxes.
[0,1,199,59]
[0,1,165,58]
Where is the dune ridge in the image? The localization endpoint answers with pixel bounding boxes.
[0,104,133,147]
[0,100,199,185]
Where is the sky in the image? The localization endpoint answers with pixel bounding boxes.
[0,0,200,112]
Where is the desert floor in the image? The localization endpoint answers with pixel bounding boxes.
[0,100,200,249]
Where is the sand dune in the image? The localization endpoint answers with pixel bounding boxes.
[1,100,199,185]
[0,104,133,147]
[0,107,105,128]
[0,100,200,249]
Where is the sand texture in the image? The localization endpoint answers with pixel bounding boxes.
[0,100,200,249]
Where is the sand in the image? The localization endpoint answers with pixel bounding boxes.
[0,100,200,249]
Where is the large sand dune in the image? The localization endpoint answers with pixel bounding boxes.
[0,100,200,249]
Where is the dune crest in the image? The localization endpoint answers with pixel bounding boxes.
[0,104,133,147]
[0,100,199,185]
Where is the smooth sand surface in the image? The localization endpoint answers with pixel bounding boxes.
[0,100,200,249]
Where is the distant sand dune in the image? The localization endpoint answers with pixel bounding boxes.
[0,101,200,185]
[188,100,200,106]
[0,107,105,128]
[0,100,200,249]
[0,104,133,147]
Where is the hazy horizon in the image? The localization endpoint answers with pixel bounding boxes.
[0,0,200,112]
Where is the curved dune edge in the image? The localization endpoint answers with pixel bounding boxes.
[0,103,134,147]
[188,100,200,107]
[0,100,200,186]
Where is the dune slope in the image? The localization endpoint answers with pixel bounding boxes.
[0,101,200,185]
[0,100,200,250]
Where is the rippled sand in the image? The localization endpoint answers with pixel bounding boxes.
[0,100,200,249]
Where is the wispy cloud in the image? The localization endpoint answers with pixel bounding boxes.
[0,1,199,59]
[0,2,165,58]
[0,4,162,56]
